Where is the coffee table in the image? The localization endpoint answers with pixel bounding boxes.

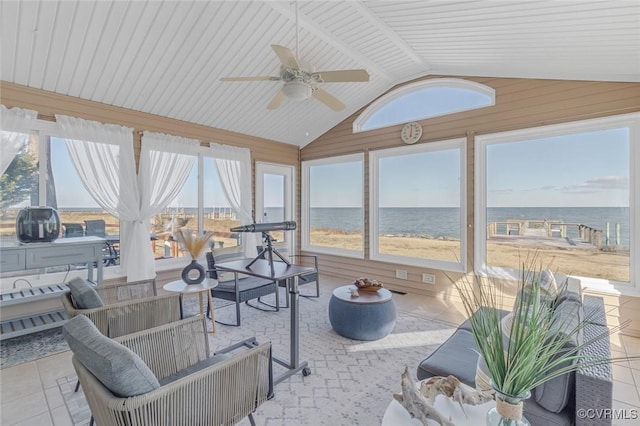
[328,285,396,340]
[163,278,218,333]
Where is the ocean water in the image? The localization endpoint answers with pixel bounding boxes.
[283,206,630,247]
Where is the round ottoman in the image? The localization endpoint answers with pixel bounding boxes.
[328,285,396,341]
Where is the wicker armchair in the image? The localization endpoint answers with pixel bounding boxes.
[61,279,182,338]
[67,315,273,426]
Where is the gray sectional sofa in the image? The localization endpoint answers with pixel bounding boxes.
[416,277,613,426]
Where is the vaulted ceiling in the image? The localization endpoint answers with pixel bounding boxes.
[2,1,639,147]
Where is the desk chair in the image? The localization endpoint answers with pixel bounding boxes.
[255,245,320,308]
[206,251,280,326]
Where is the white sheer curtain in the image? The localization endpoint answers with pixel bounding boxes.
[134,132,200,279]
[55,115,139,278]
[210,143,257,257]
[0,105,38,174]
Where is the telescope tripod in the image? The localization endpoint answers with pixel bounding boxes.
[247,231,290,275]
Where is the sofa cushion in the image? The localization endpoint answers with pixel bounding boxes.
[416,328,478,386]
[63,315,160,397]
[523,394,573,426]
[534,298,583,413]
[67,277,104,309]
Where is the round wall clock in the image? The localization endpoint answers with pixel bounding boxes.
[400,122,422,144]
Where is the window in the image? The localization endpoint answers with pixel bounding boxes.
[0,131,120,245]
[476,113,639,292]
[302,154,364,257]
[48,136,120,239]
[370,138,466,271]
[150,152,243,260]
[354,78,495,132]
[0,131,39,243]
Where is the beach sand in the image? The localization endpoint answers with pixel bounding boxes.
[1,212,629,282]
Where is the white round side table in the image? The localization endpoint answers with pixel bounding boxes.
[163,278,218,333]
[382,392,495,425]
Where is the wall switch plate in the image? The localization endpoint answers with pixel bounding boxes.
[422,273,435,284]
[395,269,408,280]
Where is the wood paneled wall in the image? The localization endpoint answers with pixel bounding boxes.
[301,75,640,336]
[0,82,299,169]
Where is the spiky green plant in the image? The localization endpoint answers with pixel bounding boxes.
[455,255,632,399]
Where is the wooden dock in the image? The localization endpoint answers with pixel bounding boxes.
[487,219,605,250]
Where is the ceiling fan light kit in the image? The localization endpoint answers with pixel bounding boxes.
[282,81,313,100]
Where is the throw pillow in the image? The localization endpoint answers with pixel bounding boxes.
[539,268,559,299]
[67,277,104,309]
[475,354,492,392]
[63,315,160,397]
[534,298,583,413]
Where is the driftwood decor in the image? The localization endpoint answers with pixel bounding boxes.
[393,367,493,426]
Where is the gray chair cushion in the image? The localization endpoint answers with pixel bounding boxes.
[158,354,231,386]
[534,299,583,413]
[63,315,160,397]
[67,277,104,309]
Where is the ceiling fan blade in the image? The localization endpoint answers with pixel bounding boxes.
[313,69,370,82]
[313,88,345,111]
[220,76,280,81]
[267,90,287,110]
[271,45,301,70]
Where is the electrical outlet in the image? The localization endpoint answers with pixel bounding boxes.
[422,273,435,284]
[395,269,408,280]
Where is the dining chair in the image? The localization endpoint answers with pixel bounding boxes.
[84,219,119,265]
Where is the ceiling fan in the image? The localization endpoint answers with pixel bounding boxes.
[221,45,369,111]
[219,2,369,111]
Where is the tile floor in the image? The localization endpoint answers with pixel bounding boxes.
[1,276,639,425]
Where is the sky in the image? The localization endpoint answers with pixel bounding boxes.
[49,86,630,210]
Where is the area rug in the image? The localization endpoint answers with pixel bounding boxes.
[1,327,69,369]
[58,288,456,426]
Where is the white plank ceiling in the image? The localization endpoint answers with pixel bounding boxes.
[2,0,639,147]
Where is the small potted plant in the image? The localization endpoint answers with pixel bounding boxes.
[175,229,214,284]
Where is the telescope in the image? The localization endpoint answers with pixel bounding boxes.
[232,221,297,275]
[231,221,297,233]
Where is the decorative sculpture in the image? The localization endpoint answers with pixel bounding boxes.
[393,367,493,426]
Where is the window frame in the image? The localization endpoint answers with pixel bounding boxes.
[301,153,365,258]
[475,112,640,295]
[353,78,495,133]
[369,138,467,272]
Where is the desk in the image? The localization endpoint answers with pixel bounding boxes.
[214,258,316,384]
[163,278,218,333]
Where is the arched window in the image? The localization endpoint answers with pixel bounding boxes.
[353,78,495,132]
